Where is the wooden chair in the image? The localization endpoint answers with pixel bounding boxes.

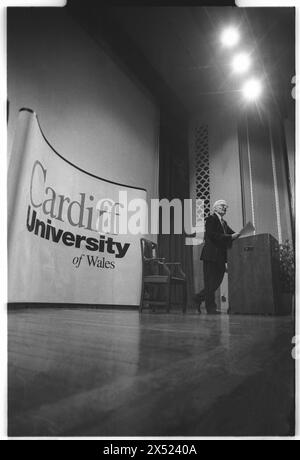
[140,238,187,313]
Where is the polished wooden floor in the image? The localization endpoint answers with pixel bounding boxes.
[8,308,295,437]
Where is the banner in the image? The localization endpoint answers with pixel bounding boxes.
[8,109,147,305]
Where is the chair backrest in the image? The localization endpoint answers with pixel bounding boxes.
[141,238,158,259]
[140,238,159,276]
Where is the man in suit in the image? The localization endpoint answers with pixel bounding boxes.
[194,200,240,314]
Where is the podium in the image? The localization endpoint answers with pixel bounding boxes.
[228,234,283,315]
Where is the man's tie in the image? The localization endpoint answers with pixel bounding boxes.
[221,218,226,233]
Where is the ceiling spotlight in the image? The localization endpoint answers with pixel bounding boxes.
[232,53,251,74]
[220,27,240,48]
[242,78,263,101]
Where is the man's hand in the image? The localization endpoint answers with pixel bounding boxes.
[232,232,240,240]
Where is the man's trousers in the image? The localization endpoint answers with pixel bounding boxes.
[198,260,225,312]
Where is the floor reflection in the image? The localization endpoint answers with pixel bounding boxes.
[8,308,295,436]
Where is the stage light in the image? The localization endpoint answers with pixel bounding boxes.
[242,78,262,101]
[220,27,240,48]
[232,52,251,74]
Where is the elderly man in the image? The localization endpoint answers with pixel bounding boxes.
[194,200,240,314]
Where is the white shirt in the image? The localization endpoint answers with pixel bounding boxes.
[214,212,226,233]
[214,212,223,223]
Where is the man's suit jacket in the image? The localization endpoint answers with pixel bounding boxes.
[200,213,235,265]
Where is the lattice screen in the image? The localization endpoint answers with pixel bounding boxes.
[194,125,211,224]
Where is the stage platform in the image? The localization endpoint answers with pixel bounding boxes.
[8,308,295,437]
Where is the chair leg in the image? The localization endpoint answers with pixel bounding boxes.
[166,282,171,313]
[183,282,187,313]
[140,281,144,312]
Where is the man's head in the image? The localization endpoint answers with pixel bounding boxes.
[212,200,228,217]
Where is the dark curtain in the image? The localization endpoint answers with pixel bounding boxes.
[158,114,194,310]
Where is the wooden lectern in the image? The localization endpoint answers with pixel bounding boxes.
[228,233,284,315]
